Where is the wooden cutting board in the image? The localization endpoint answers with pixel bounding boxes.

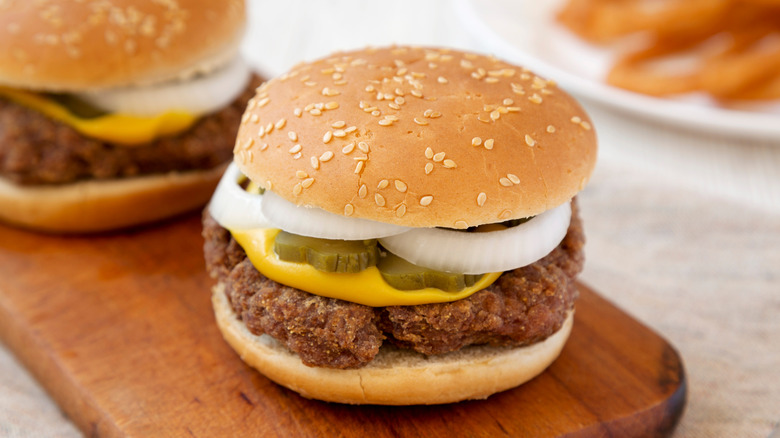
[0,213,686,437]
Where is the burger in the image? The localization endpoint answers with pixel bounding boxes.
[203,46,597,404]
[0,0,260,233]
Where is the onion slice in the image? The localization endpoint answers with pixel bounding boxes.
[208,163,272,230]
[261,191,412,240]
[379,203,572,274]
[78,56,251,117]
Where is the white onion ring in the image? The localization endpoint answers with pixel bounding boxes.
[379,203,572,274]
[78,56,251,117]
[208,163,272,230]
[261,191,412,240]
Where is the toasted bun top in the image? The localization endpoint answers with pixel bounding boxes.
[235,46,597,228]
[0,0,245,91]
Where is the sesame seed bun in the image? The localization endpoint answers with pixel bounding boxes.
[235,46,597,228]
[0,165,226,233]
[0,0,245,91]
[212,284,574,405]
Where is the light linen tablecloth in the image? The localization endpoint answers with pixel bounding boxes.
[2,1,778,436]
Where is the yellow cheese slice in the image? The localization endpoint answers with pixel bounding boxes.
[0,86,196,145]
[230,227,502,307]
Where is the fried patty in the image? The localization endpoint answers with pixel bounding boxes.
[0,75,263,185]
[203,201,584,369]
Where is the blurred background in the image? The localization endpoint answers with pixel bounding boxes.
[2,1,778,436]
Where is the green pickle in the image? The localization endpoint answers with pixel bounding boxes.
[273,232,378,273]
[377,251,482,292]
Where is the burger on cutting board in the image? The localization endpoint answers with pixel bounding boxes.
[203,46,597,404]
[0,0,260,233]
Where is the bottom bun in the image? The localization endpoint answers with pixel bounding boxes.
[0,164,227,233]
[212,284,574,405]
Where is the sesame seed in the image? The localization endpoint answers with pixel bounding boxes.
[304,81,316,87]
[430,111,442,118]
[506,106,521,112]
[423,109,434,117]
[438,76,448,84]
[310,157,320,169]
[288,131,298,141]
[266,180,273,190]
[310,108,322,116]
[395,204,407,218]
[260,143,269,151]
[293,183,303,196]
[571,116,582,124]
[375,193,386,207]
[293,152,302,159]
[320,151,334,162]
[333,129,346,138]
[322,87,340,96]
[345,126,357,133]
[424,147,434,159]
[388,103,401,110]
[377,179,389,190]
[507,174,520,184]
[443,159,457,168]
[581,121,592,130]
[525,135,536,147]
[358,142,370,153]
[296,170,308,179]
[354,161,364,174]
[266,122,274,134]
[241,113,250,124]
[454,220,468,228]
[344,204,354,216]
[332,121,346,128]
[477,192,487,206]
[301,178,315,189]
[490,110,501,121]
[358,184,368,198]
[394,96,405,105]
[529,94,543,104]
[250,114,260,123]
[323,131,333,143]
[394,180,407,192]
[242,138,254,150]
[275,118,286,130]
[499,209,512,220]
[425,163,434,174]
[257,97,270,107]
[484,139,495,150]
[413,118,428,126]
[503,98,514,105]
[342,143,355,154]
[394,88,405,96]
[547,125,556,133]
[471,137,482,146]
[485,77,499,83]
[432,152,445,162]
[378,119,392,126]
[365,85,375,92]
[420,195,433,206]
[371,110,381,116]
[499,177,512,187]
[289,144,302,154]
[410,89,423,98]
[325,101,339,110]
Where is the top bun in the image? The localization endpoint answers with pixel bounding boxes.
[235,46,597,228]
[0,0,245,91]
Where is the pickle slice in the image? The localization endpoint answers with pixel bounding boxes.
[273,232,378,273]
[377,251,483,292]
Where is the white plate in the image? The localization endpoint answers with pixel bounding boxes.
[455,0,780,141]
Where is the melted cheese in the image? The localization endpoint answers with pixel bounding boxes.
[0,87,196,145]
[231,228,503,307]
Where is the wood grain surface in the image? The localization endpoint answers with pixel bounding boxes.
[0,213,686,437]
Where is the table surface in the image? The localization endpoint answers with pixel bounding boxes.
[2,1,778,437]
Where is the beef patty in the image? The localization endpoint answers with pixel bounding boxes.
[0,75,263,185]
[203,200,584,369]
